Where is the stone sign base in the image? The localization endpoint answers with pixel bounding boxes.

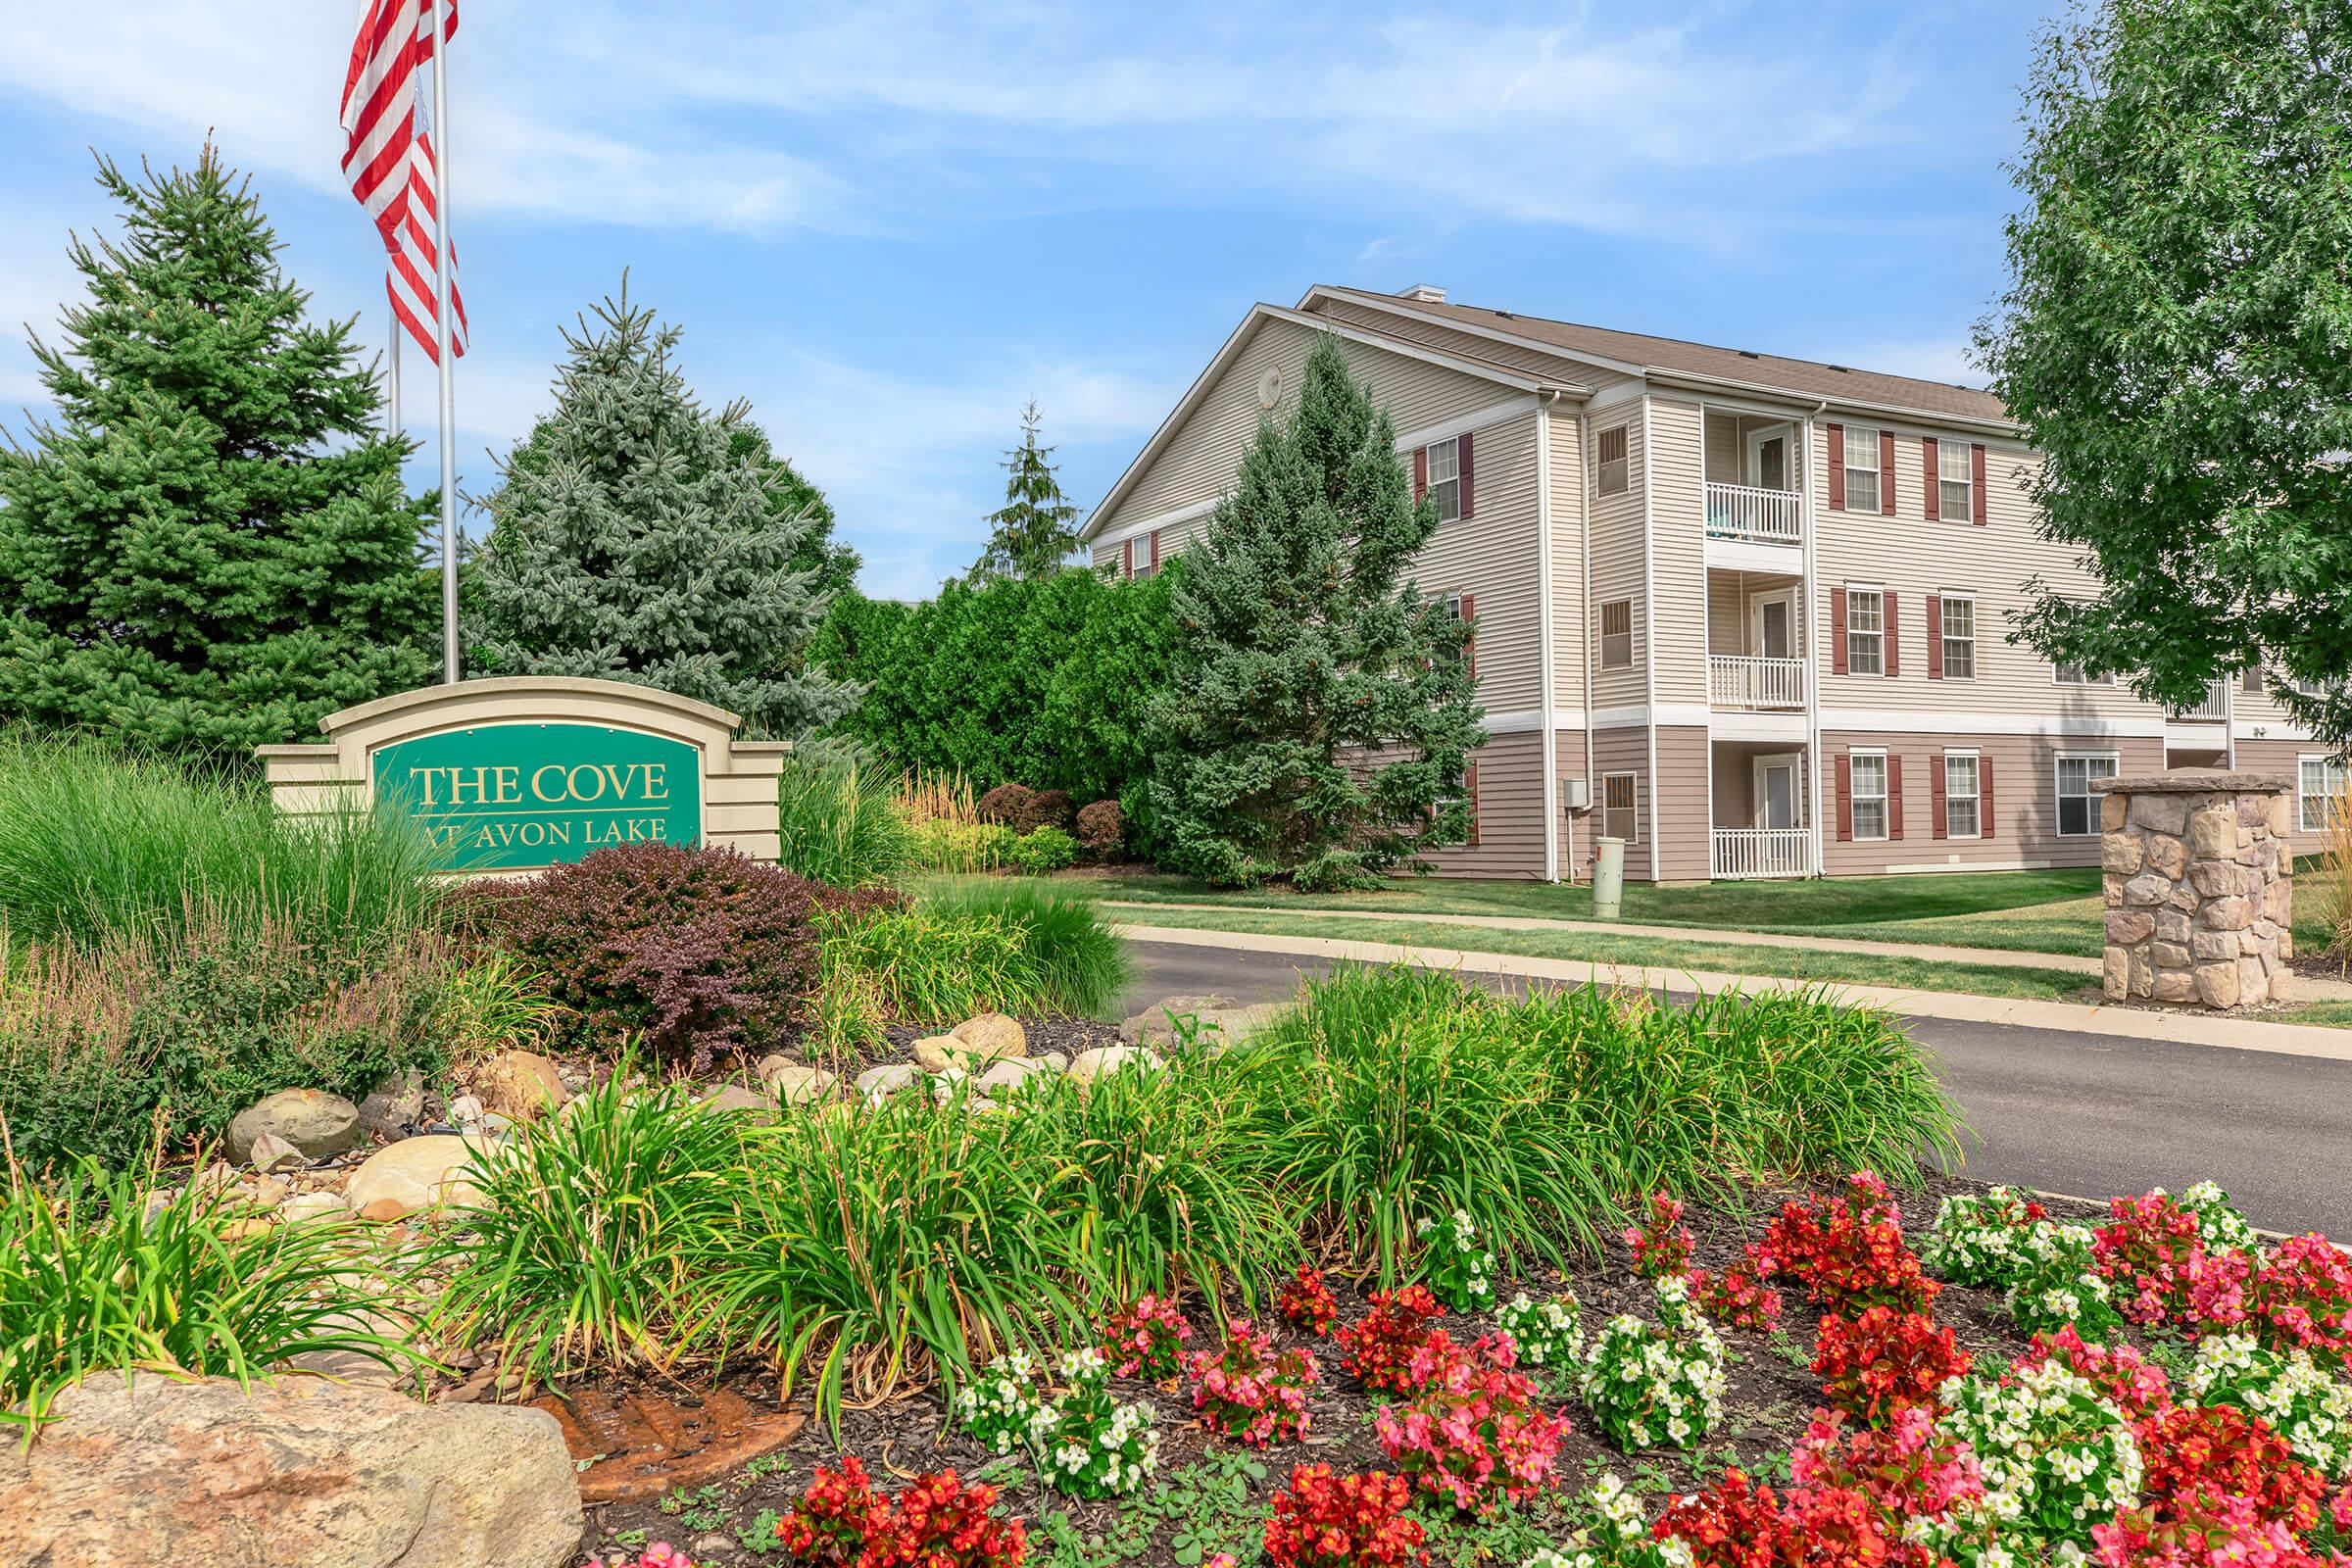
[2094,769,2292,1009]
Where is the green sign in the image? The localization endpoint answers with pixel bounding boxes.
[372,722,704,870]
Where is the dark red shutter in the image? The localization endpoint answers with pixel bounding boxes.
[1927,595,1944,680]
[1466,761,1481,847]
[1121,539,1133,580]
[1971,444,1987,524]
[1885,591,1900,678]
[1149,530,1161,572]
[1831,588,1849,675]
[1835,754,1854,842]
[1922,437,1940,521]
[1932,753,1948,840]
[1460,593,1477,679]
[1879,430,1897,514]
[1457,430,1475,518]
[1981,758,1996,839]
[1827,424,1845,510]
[1889,756,1906,840]
[1414,447,1428,504]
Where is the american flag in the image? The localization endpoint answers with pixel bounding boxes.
[340,0,466,363]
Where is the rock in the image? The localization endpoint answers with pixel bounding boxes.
[929,1067,969,1104]
[2187,805,2238,858]
[949,1012,1028,1061]
[225,1090,359,1165]
[856,1063,923,1101]
[2100,835,2144,875]
[2201,896,2253,932]
[473,1050,568,1120]
[279,1192,351,1226]
[698,1085,772,1117]
[1117,994,1235,1044]
[763,1062,838,1105]
[2129,793,2189,835]
[1041,1051,1070,1073]
[2103,910,2154,947]
[909,1034,968,1073]
[2191,931,2240,961]
[2194,960,2241,1009]
[245,1132,304,1173]
[2102,948,2129,1002]
[341,1134,499,1219]
[2187,861,2245,898]
[249,1175,289,1211]
[2100,791,2130,832]
[2144,833,2188,879]
[446,1093,486,1130]
[355,1067,428,1143]
[2151,970,2195,1004]
[1,1374,580,1568]
[1067,1046,1162,1086]
[976,1057,1056,1097]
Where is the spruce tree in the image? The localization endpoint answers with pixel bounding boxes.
[0,148,435,757]
[970,401,1080,580]
[466,284,852,739]
[1145,334,1486,890]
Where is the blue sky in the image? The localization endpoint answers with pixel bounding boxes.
[0,1,2048,602]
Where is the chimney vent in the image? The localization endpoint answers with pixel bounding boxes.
[1399,283,1446,303]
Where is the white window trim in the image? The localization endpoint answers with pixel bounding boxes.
[1425,436,1461,523]
[1843,424,1882,515]
[1600,770,1640,845]
[2299,753,2348,834]
[1846,586,1886,678]
[1942,748,1983,841]
[1599,597,1635,669]
[1938,592,1978,682]
[1936,439,1973,520]
[2055,750,2121,838]
[1596,424,1630,496]
[2053,663,2117,687]
[1849,747,1889,843]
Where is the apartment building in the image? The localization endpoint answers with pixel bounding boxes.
[1082,284,2345,882]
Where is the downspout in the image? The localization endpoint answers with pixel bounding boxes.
[1641,394,1661,883]
[1580,406,1595,883]
[1802,398,1828,877]
[1537,391,1563,883]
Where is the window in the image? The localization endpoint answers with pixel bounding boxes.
[1843,425,1881,514]
[1940,594,1977,680]
[2055,663,2115,686]
[1425,437,1460,522]
[1601,772,1639,844]
[2301,755,2348,833]
[1846,588,1884,676]
[1944,752,1982,839]
[1850,751,1888,841]
[1596,425,1629,495]
[2056,753,2119,837]
[1599,598,1634,668]
[1937,439,1973,520]
[1437,593,1471,669]
[1129,530,1160,580]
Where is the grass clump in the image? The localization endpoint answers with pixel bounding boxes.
[773,758,912,890]
[0,1153,423,1431]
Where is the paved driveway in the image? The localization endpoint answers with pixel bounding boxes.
[1122,940,2352,1237]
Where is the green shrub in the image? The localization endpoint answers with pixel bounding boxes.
[905,818,1015,874]
[0,913,452,1172]
[0,1155,422,1430]
[773,758,911,889]
[0,733,444,951]
[1008,824,1078,875]
[461,842,900,1073]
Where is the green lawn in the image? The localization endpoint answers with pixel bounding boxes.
[1082,865,2341,960]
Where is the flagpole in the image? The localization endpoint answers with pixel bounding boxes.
[428,0,460,685]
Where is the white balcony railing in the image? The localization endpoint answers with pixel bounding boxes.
[1708,655,1807,710]
[1713,827,1813,881]
[1704,482,1803,544]
[2169,679,2229,722]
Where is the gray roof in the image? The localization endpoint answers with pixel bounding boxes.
[1314,284,2010,425]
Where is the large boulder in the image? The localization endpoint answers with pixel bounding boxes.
[1,1374,581,1567]
[1120,1000,1288,1052]
[354,1068,429,1144]
[341,1134,499,1219]
[949,1012,1027,1062]
[226,1090,360,1165]
[471,1050,568,1120]
[1067,1046,1163,1086]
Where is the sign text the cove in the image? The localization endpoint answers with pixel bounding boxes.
[372,723,704,869]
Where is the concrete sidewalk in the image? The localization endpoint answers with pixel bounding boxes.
[1111,921,2352,1063]
[1102,899,2352,1004]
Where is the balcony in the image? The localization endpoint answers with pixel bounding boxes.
[1712,827,1812,881]
[1704,482,1803,545]
[1709,654,1807,711]
[2168,679,2229,722]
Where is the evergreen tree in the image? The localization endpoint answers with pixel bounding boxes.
[1144,334,1486,890]
[727,424,859,605]
[466,284,852,739]
[970,401,1081,579]
[0,148,435,757]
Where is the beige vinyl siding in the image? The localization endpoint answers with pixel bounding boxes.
[1090,512,1218,576]
[1417,410,1542,713]
[1645,398,1707,708]
[1652,725,1711,880]
[1810,424,2159,726]
[1307,296,1644,399]
[1820,730,2164,874]
[1102,316,1518,534]
[1425,731,1546,879]
[1588,405,1648,710]
[1547,405,1593,776]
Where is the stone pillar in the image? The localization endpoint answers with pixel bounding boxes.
[2094,769,2293,1009]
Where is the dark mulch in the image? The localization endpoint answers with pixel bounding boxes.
[557,1169,2108,1568]
[872,1015,1125,1062]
